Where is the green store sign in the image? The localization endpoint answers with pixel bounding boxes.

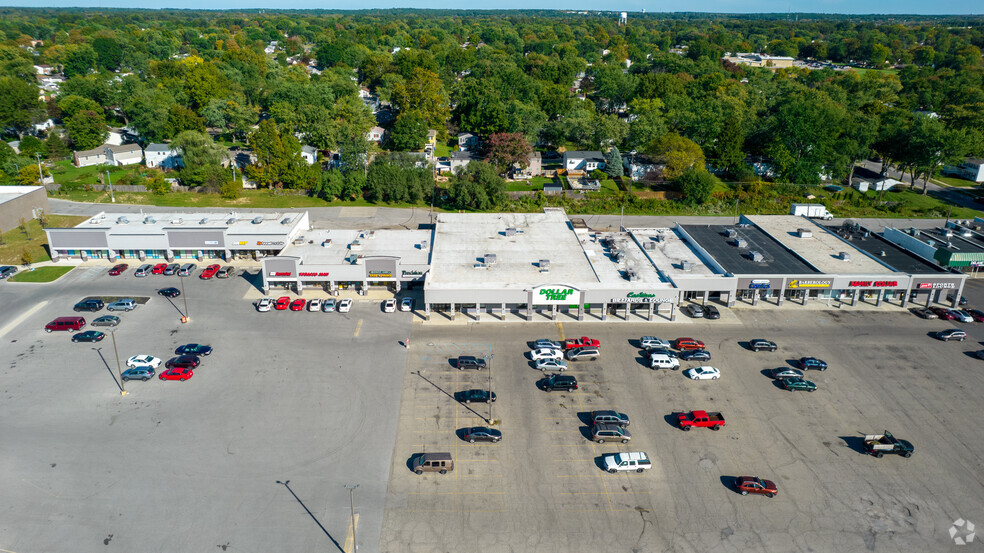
[539,288,575,301]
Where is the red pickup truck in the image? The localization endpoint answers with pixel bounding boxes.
[677,410,725,431]
[564,336,600,350]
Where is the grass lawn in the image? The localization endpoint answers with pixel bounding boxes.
[933,175,980,188]
[506,180,543,192]
[0,215,89,264]
[49,160,138,186]
[831,188,980,219]
[8,265,75,283]
[434,143,452,158]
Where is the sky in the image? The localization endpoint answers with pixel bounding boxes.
[3,0,981,14]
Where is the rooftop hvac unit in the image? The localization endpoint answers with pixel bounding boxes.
[614,251,626,262]
[963,230,973,238]
[349,240,362,251]
[734,238,748,248]
[200,218,209,225]
[321,239,332,248]
[226,218,235,225]
[944,230,954,238]
[840,252,851,261]
[484,253,497,265]
[927,239,936,247]
[539,259,550,269]
[724,229,738,238]
[749,251,764,262]
[281,217,292,225]
[143,217,156,224]
[252,217,263,224]
[293,238,305,245]
[419,240,429,250]
[654,234,664,243]
[170,218,183,224]
[797,228,813,238]
[473,263,487,270]
[505,227,518,237]
[625,267,638,281]
[345,253,358,263]
[880,250,887,257]
[116,216,129,224]
[643,241,656,250]
[681,261,695,271]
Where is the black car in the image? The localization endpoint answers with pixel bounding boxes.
[455,355,487,370]
[646,347,678,359]
[454,389,496,404]
[679,349,712,361]
[540,374,577,392]
[703,305,720,319]
[750,339,778,352]
[159,287,181,298]
[73,299,104,312]
[799,357,828,371]
[462,427,502,443]
[947,294,968,306]
[71,330,105,343]
[165,354,201,369]
[176,343,213,356]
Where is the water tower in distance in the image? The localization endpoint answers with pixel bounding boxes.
[618,11,628,26]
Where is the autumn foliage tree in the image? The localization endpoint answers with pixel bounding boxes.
[485,132,532,174]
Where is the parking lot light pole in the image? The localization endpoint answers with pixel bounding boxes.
[109,329,127,396]
[179,273,189,323]
[344,484,359,552]
[488,353,494,424]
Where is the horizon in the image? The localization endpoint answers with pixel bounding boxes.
[1,2,982,16]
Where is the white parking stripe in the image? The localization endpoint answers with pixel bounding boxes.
[0,301,48,338]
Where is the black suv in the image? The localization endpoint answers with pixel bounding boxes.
[73,299,104,312]
[455,356,487,370]
[750,339,778,352]
[540,374,578,392]
[454,389,496,404]
[165,355,201,369]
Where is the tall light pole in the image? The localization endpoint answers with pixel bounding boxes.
[487,352,494,424]
[344,484,359,552]
[35,153,43,184]
[105,171,116,203]
[179,273,190,323]
[109,329,127,396]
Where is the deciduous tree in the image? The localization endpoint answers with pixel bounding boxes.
[486,132,532,173]
[647,133,705,181]
[65,109,108,151]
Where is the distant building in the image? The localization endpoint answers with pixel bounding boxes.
[0,186,49,232]
[426,129,438,149]
[563,151,606,174]
[300,145,318,165]
[722,53,795,69]
[449,151,481,173]
[942,158,984,184]
[851,167,902,192]
[366,126,385,143]
[144,143,182,170]
[106,144,143,166]
[73,146,109,168]
[511,151,542,179]
[457,132,480,151]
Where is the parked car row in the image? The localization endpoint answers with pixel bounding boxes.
[121,344,213,382]
[111,262,239,279]
[73,298,139,313]
[257,296,354,313]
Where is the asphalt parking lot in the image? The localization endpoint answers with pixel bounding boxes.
[0,266,410,553]
[381,305,984,552]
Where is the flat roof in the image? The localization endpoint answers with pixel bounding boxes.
[0,185,43,205]
[75,211,305,235]
[910,226,984,254]
[748,215,894,274]
[681,223,819,275]
[579,231,671,287]
[627,228,715,277]
[281,229,431,265]
[428,211,598,290]
[823,223,948,274]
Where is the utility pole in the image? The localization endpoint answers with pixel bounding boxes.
[733,198,740,225]
[344,484,359,552]
[109,329,127,396]
[619,205,624,231]
[106,171,115,203]
[488,352,494,424]
[35,153,43,184]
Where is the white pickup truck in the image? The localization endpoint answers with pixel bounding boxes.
[603,451,652,473]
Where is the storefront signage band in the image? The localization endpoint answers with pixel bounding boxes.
[269,271,292,277]
[402,270,424,277]
[299,272,330,277]
[787,279,831,289]
[849,281,898,288]
[917,282,955,289]
[610,297,674,304]
[257,241,284,246]
[368,272,393,278]
[539,288,575,301]
[748,279,771,289]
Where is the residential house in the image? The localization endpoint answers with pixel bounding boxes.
[563,151,606,174]
[33,64,54,75]
[943,158,984,184]
[405,152,432,170]
[449,151,481,173]
[300,145,318,165]
[106,144,143,166]
[366,126,385,143]
[623,154,661,182]
[32,118,55,135]
[426,129,438,149]
[457,132,480,151]
[511,151,542,179]
[851,167,902,192]
[264,41,278,54]
[721,53,796,69]
[73,146,109,168]
[358,87,372,99]
[144,143,182,170]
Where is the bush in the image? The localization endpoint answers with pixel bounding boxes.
[220,178,241,199]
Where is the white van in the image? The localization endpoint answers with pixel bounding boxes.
[649,353,680,370]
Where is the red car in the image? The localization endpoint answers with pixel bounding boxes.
[151,263,168,274]
[735,476,778,498]
[275,296,291,310]
[199,264,220,280]
[673,337,705,350]
[108,263,129,276]
[290,299,306,311]
[968,309,984,322]
[564,336,601,350]
[159,367,194,381]
[931,307,956,320]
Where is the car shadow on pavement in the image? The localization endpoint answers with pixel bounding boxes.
[760,369,776,379]
[770,379,787,391]
[663,413,681,429]
[576,412,593,425]
[578,426,593,442]
[720,475,740,494]
[91,347,123,393]
[593,455,609,472]
[784,359,800,368]
[737,341,752,351]
[635,354,650,368]
[406,454,422,473]
[961,351,981,359]
[839,436,868,454]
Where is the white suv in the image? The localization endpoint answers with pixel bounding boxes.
[257,298,273,312]
[640,336,671,350]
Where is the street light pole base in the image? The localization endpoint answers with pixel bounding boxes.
[120,390,128,396]
[180,316,189,324]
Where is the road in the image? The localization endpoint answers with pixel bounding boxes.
[857,160,982,212]
[49,198,951,233]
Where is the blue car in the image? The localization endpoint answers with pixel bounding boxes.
[798,357,828,371]
[679,349,712,361]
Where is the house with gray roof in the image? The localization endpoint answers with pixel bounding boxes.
[144,143,182,170]
[106,144,143,166]
[563,151,606,174]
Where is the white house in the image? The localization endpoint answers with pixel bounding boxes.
[943,158,984,184]
[106,129,125,146]
[300,145,318,165]
[563,151,606,173]
[449,151,481,173]
[106,144,143,166]
[366,126,385,142]
[144,143,182,169]
[32,118,55,134]
[457,132,480,151]
[851,167,902,192]
[73,146,109,168]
